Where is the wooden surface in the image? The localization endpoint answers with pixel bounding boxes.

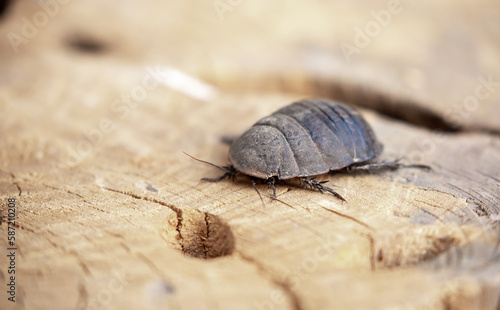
[0,1,499,309]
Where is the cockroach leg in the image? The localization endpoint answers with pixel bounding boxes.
[300,177,346,202]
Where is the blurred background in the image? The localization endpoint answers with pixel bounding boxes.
[1,0,499,129]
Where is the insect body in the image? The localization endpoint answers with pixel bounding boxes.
[229,99,382,180]
[189,99,423,201]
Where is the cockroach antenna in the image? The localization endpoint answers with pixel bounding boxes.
[183,152,238,182]
[185,151,268,206]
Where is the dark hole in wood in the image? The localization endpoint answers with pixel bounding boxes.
[66,35,107,54]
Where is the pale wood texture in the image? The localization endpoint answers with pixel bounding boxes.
[0,1,499,310]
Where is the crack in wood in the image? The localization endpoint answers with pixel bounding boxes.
[101,188,181,215]
[69,249,92,277]
[13,182,22,196]
[119,241,131,253]
[175,212,185,253]
[419,208,443,221]
[5,171,22,196]
[272,197,297,210]
[414,197,455,213]
[237,251,303,310]
[442,176,500,216]
[63,189,92,205]
[14,224,36,234]
[43,184,107,213]
[355,231,378,271]
[101,187,186,253]
[320,206,375,231]
[136,252,162,274]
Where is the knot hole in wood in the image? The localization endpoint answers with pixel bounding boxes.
[163,209,235,259]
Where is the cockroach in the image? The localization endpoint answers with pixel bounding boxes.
[187,98,429,202]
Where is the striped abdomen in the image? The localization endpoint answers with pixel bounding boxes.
[229,99,383,180]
